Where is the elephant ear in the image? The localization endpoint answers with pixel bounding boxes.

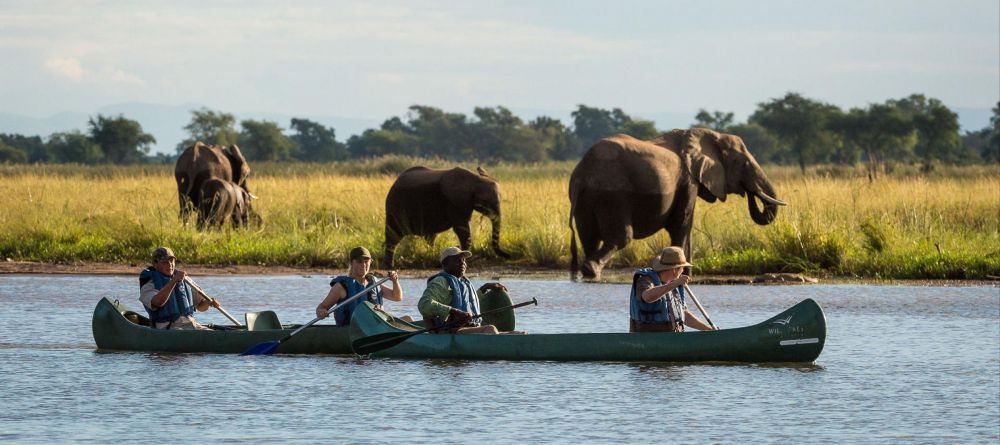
[440,168,476,209]
[225,144,250,187]
[682,128,727,202]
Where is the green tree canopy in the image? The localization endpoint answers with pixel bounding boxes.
[749,92,840,172]
[289,118,346,162]
[889,94,961,164]
[571,105,658,147]
[238,119,293,161]
[694,109,736,131]
[46,131,104,164]
[1,134,49,162]
[88,114,156,164]
[0,140,27,163]
[177,108,238,153]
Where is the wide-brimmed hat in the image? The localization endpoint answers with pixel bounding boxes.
[439,246,472,263]
[649,246,692,271]
[349,246,372,261]
[151,246,176,263]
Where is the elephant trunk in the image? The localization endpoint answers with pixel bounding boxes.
[747,175,781,226]
[489,213,512,259]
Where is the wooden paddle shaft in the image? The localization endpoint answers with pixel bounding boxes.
[184,277,243,327]
[284,276,391,338]
[683,284,718,330]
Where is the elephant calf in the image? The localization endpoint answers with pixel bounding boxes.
[198,178,254,229]
[383,166,511,268]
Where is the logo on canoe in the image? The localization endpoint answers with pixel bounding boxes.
[771,315,793,325]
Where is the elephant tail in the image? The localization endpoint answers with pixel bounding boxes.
[569,184,579,280]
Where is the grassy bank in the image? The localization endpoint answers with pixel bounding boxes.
[1,160,997,279]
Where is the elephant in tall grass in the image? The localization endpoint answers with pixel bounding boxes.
[198,178,255,229]
[175,141,253,226]
[569,128,785,280]
[384,166,512,268]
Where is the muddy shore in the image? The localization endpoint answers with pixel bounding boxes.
[1,260,996,286]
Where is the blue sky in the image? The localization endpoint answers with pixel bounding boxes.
[1,0,997,133]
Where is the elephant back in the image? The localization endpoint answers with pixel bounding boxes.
[572,135,683,195]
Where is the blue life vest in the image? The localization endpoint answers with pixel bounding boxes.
[330,275,383,325]
[139,267,195,325]
[630,268,685,326]
[427,272,480,326]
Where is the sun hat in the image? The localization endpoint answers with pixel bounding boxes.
[349,246,372,261]
[439,246,472,263]
[649,246,692,271]
[151,246,176,263]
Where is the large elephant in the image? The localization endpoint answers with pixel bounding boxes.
[569,128,785,279]
[175,141,252,225]
[384,166,512,268]
[198,178,254,229]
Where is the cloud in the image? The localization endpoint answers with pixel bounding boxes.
[107,68,144,85]
[44,56,86,80]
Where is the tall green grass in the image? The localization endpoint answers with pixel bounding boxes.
[1,161,997,278]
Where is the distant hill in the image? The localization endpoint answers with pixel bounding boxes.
[0,103,993,155]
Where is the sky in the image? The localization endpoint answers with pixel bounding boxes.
[1,0,998,142]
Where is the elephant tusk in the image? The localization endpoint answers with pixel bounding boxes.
[755,190,786,206]
[248,193,259,200]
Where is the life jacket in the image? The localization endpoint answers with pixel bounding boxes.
[139,267,194,325]
[330,275,383,325]
[630,268,685,329]
[427,272,480,327]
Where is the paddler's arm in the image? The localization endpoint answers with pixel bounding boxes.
[190,285,213,312]
[417,277,453,320]
[380,270,403,302]
[316,283,348,319]
[640,275,690,303]
[149,270,186,309]
[682,308,716,331]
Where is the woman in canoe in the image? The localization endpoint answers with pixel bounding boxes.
[315,246,406,325]
[630,247,717,332]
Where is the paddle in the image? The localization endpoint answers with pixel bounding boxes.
[240,275,390,356]
[184,277,243,327]
[351,297,538,356]
[683,284,719,330]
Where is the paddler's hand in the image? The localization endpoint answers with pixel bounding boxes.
[171,269,187,283]
[448,308,473,325]
[209,298,221,309]
[387,270,399,284]
[316,306,329,319]
[670,275,690,288]
[479,282,507,293]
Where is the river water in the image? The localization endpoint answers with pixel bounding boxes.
[0,274,997,444]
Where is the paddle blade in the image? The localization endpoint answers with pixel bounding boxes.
[240,340,280,356]
[351,331,419,356]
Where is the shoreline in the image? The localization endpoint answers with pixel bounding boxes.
[1,260,996,286]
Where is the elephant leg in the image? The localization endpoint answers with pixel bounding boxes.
[453,223,472,252]
[383,225,402,269]
[666,186,697,276]
[586,199,633,279]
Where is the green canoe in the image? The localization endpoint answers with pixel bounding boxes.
[349,298,827,363]
[91,297,353,354]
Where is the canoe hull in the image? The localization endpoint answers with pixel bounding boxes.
[92,297,352,354]
[349,299,827,363]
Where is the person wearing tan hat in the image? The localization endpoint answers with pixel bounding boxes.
[629,246,716,332]
[315,246,405,325]
[417,246,506,334]
[138,246,220,330]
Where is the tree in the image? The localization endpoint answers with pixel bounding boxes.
[727,123,784,164]
[749,93,841,173]
[531,116,575,161]
[832,104,916,178]
[405,105,471,159]
[571,105,659,147]
[238,120,293,161]
[693,109,735,131]
[987,101,1000,164]
[88,114,156,164]
[889,94,961,164]
[1,134,49,162]
[346,128,420,158]
[176,108,239,153]
[0,140,27,163]
[289,118,346,162]
[46,131,104,164]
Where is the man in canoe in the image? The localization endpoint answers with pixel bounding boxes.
[418,246,505,334]
[630,247,718,332]
[315,246,406,325]
[139,246,221,330]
